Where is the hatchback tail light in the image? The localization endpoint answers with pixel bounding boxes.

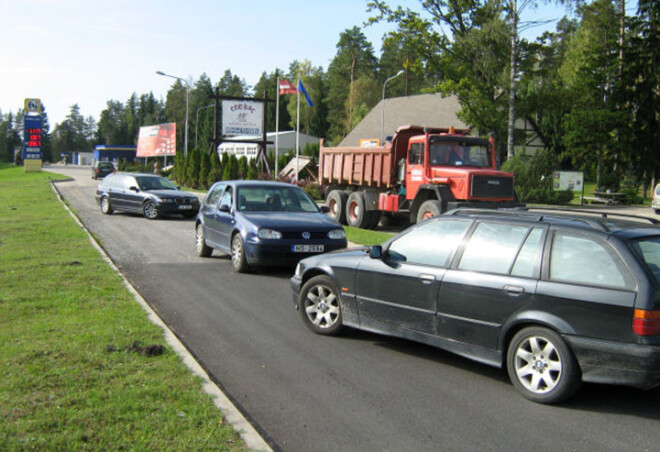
[632,309,660,336]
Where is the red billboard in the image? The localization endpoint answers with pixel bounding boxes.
[136,123,176,157]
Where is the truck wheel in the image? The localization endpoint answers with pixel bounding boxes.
[327,190,348,224]
[416,200,443,223]
[346,192,370,229]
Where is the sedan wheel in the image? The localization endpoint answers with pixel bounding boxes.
[507,327,581,404]
[299,275,344,335]
[142,200,160,219]
[195,224,213,257]
[231,233,249,273]
[100,196,113,215]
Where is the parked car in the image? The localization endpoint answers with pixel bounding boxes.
[91,161,115,179]
[95,172,200,219]
[291,208,660,404]
[195,180,347,272]
[652,184,660,214]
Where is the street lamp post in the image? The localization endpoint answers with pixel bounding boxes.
[195,104,214,149]
[381,69,405,144]
[156,71,190,157]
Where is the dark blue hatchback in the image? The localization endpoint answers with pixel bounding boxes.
[195,180,347,272]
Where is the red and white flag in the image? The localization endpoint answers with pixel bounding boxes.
[279,79,297,95]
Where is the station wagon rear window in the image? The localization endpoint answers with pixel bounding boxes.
[630,236,660,285]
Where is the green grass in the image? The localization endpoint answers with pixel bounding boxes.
[344,226,394,246]
[0,163,245,450]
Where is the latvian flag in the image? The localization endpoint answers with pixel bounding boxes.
[279,79,297,95]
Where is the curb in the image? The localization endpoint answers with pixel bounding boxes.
[50,181,273,452]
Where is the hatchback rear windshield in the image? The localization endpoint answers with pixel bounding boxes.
[630,236,660,284]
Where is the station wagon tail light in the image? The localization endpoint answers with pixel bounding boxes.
[632,309,660,336]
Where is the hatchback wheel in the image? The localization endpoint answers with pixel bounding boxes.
[143,200,160,219]
[507,327,581,404]
[299,275,344,335]
[231,233,249,273]
[100,196,113,215]
[195,224,213,257]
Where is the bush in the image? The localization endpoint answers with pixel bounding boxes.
[503,150,574,205]
[298,181,323,200]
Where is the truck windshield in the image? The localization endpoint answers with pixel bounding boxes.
[429,141,491,168]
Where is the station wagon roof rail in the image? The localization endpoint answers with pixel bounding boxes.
[445,207,660,232]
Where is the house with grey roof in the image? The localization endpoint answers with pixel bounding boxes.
[339,93,468,147]
[338,93,543,156]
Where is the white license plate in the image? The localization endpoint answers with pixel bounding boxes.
[292,244,324,253]
[178,205,193,210]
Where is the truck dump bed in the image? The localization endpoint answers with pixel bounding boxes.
[319,125,462,188]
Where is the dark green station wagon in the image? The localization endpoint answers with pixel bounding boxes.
[291,208,660,403]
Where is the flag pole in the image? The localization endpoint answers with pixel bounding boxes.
[275,76,280,178]
[295,77,300,185]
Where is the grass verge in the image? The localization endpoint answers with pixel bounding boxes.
[0,164,245,450]
[344,226,394,246]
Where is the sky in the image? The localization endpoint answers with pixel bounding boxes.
[0,0,572,127]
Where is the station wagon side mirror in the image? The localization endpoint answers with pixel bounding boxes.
[320,206,330,214]
[129,186,140,192]
[369,245,382,259]
[218,204,231,213]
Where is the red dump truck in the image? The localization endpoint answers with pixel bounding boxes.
[319,125,522,229]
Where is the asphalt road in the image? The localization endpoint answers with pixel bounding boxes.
[49,165,660,451]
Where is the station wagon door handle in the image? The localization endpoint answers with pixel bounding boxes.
[504,285,524,296]
[419,274,436,284]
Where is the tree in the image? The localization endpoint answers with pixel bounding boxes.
[164,80,189,156]
[326,27,378,142]
[559,0,623,186]
[285,61,328,138]
[626,0,660,193]
[222,154,239,180]
[0,111,21,162]
[217,69,249,97]
[52,104,94,157]
[369,1,512,158]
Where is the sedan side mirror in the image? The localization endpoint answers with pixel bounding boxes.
[320,206,330,214]
[369,245,382,259]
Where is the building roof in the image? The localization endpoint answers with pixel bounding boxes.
[339,93,468,147]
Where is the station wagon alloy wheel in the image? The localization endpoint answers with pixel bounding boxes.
[299,275,344,335]
[507,327,581,404]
